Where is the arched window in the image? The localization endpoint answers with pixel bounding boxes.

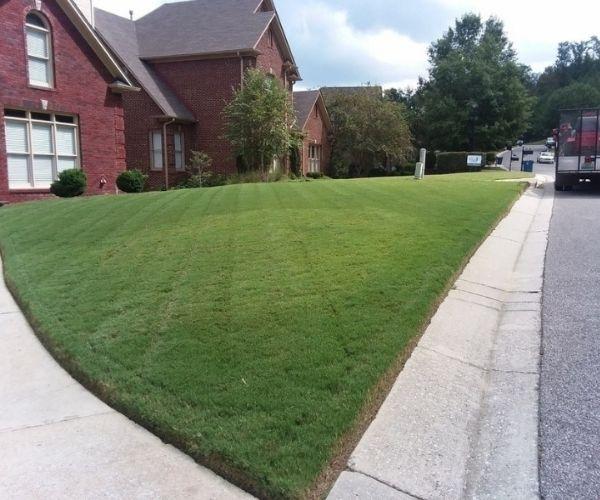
[25,12,53,88]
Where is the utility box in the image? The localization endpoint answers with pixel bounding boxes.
[415,148,427,180]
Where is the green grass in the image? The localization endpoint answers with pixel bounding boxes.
[0,173,526,498]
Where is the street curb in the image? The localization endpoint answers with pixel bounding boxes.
[329,183,554,499]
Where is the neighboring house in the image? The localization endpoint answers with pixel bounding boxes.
[0,0,137,204]
[93,0,301,189]
[293,90,331,175]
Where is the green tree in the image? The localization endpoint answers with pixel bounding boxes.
[530,37,600,137]
[224,69,300,173]
[533,82,600,138]
[418,14,533,151]
[327,92,412,177]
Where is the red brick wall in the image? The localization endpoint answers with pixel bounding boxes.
[255,28,290,90]
[150,58,243,174]
[301,99,331,175]
[0,0,125,203]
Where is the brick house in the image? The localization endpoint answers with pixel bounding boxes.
[293,90,331,175]
[93,0,313,189]
[0,0,137,204]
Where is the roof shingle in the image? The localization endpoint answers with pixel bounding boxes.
[95,9,195,120]
[293,90,320,129]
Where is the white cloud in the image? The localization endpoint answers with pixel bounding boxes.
[285,1,428,88]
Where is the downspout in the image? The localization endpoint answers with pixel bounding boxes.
[238,52,244,89]
[163,118,175,190]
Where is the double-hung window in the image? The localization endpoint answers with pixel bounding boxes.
[174,132,184,170]
[150,130,163,170]
[308,144,322,173]
[4,110,79,190]
[25,13,53,88]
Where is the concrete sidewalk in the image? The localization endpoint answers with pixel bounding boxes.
[0,258,252,499]
[329,180,554,499]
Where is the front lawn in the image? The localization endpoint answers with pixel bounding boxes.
[0,173,526,498]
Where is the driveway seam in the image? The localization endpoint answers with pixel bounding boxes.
[347,467,425,500]
[0,410,115,434]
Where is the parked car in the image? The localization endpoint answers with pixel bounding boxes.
[523,147,534,155]
[546,137,556,149]
[517,140,524,147]
[538,151,555,164]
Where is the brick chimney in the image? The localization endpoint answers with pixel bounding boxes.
[72,0,94,27]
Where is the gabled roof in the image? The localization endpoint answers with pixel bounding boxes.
[94,0,299,121]
[55,0,135,89]
[293,90,331,130]
[94,9,194,121]
[135,0,275,60]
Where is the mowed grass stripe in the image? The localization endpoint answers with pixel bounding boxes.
[0,172,527,498]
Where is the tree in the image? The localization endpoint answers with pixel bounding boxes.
[530,37,600,138]
[417,14,533,151]
[327,92,412,177]
[223,69,300,173]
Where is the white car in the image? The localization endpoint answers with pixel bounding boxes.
[538,152,555,164]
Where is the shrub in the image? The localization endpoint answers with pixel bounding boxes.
[306,172,324,179]
[486,152,498,165]
[187,151,213,177]
[227,171,265,184]
[117,170,148,193]
[425,151,437,171]
[368,165,388,177]
[435,152,471,174]
[201,172,227,187]
[50,169,87,198]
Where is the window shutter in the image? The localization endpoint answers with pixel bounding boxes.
[31,124,53,154]
[5,121,28,153]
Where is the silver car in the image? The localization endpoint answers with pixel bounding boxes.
[538,151,555,164]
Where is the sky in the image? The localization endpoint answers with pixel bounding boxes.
[93,0,600,90]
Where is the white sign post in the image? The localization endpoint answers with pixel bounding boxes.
[415,148,427,180]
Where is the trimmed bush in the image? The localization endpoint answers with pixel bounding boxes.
[486,152,498,165]
[434,152,484,174]
[117,170,148,193]
[50,169,87,198]
[306,172,324,179]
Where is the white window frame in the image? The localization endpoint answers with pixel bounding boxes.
[150,130,163,170]
[25,13,54,89]
[174,131,185,171]
[308,144,322,173]
[4,110,79,190]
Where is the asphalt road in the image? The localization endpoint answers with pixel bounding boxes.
[536,150,600,498]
